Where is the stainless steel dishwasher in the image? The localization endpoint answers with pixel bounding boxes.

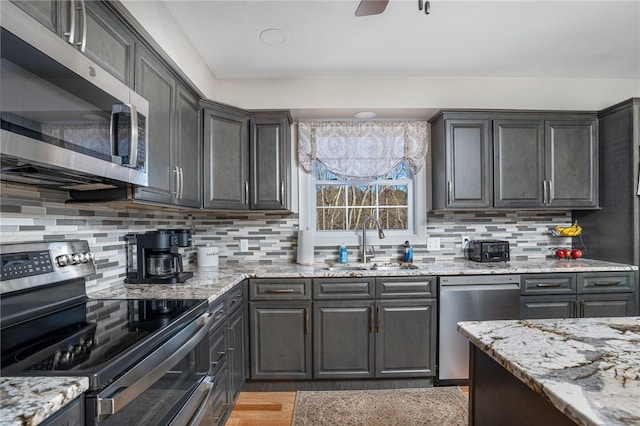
[438,274,521,385]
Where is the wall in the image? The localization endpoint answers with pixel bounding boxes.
[1,183,575,294]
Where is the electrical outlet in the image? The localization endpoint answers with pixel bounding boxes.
[240,239,249,251]
[461,235,470,248]
[427,237,441,251]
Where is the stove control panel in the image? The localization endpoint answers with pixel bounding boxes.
[0,240,96,293]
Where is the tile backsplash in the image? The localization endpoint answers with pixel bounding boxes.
[1,183,574,293]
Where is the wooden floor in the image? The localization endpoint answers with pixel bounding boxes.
[226,387,469,426]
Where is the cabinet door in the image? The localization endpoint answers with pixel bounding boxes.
[493,119,545,208]
[520,295,576,319]
[546,120,598,208]
[249,302,311,380]
[134,45,176,204]
[203,106,249,209]
[228,307,245,401]
[249,113,291,210]
[83,1,134,85]
[313,301,375,379]
[578,294,635,318]
[9,0,64,35]
[444,119,492,208]
[376,299,436,378]
[175,85,202,208]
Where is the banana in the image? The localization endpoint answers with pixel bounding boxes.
[554,220,582,237]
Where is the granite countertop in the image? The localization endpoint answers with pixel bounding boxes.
[5,259,636,424]
[458,317,640,426]
[0,377,89,426]
[87,258,637,301]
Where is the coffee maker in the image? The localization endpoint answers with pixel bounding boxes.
[125,229,194,284]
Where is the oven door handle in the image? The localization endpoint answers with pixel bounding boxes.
[171,375,216,426]
[96,313,211,416]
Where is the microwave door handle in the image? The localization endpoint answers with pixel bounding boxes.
[64,0,76,45]
[128,104,139,168]
[77,0,87,53]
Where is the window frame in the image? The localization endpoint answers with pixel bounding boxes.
[300,163,427,248]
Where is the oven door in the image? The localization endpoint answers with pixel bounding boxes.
[86,313,212,426]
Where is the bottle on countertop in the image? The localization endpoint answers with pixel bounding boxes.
[339,244,348,263]
[403,241,413,263]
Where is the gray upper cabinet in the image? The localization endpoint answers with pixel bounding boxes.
[202,102,250,210]
[203,105,292,211]
[430,110,598,210]
[430,115,492,210]
[249,111,292,210]
[131,46,201,207]
[11,0,134,85]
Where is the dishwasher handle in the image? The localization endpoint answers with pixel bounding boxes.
[440,283,520,292]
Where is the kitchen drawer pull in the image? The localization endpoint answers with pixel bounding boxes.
[536,282,564,288]
[593,281,621,286]
[213,309,226,321]
[264,288,295,293]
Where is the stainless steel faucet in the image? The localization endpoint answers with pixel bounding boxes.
[361,216,385,263]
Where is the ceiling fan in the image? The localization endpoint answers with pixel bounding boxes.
[355,0,430,17]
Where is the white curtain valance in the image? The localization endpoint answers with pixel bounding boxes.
[298,121,429,178]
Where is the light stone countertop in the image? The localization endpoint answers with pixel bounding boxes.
[4,259,636,424]
[457,317,640,426]
[0,377,89,426]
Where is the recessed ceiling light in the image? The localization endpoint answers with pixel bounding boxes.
[259,28,287,46]
[354,111,377,119]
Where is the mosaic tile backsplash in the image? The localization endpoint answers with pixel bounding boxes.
[1,183,574,293]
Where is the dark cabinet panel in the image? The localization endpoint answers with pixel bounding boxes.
[313,301,375,379]
[494,120,545,208]
[249,302,311,380]
[579,294,636,318]
[228,307,246,400]
[203,104,249,210]
[175,85,202,208]
[249,112,292,210]
[133,45,175,205]
[9,0,61,34]
[376,299,436,378]
[520,295,575,319]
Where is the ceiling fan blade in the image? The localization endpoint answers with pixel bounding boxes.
[355,0,389,16]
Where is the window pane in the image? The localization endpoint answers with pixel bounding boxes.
[317,208,346,230]
[316,185,345,207]
[379,185,408,206]
[378,208,408,230]
[349,208,376,230]
[347,185,375,206]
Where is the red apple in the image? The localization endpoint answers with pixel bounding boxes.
[571,249,583,259]
[555,249,569,259]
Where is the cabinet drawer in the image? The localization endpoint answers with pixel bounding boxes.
[209,326,228,376]
[313,278,375,300]
[521,274,576,295]
[208,299,227,331]
[376,277,435,298]
[227,281,245,312]
[249,279,311,300]
[578,272,635,294]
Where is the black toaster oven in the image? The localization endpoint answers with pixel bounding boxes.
[466,239,510,262]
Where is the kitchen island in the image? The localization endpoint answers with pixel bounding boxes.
[458,317,640,426]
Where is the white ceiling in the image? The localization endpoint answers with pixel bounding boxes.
[162,0,640,80]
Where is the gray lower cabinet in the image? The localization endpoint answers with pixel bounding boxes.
[248,278,312,380]
[520,272,636,319]
[313,277,437,380]
[228,301,246,401]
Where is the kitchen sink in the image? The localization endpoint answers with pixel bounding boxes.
[324,262,417,271]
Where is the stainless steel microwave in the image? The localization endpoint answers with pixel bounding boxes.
[0,2,149,189]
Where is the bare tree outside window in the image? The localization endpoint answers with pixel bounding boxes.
[314,162,410,231]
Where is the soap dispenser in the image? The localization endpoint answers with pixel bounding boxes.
[339,244,348,263]
[403,241,413,263]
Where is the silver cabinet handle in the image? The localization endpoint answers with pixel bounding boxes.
[244,181,249,207]
[76,0,87,52]
[547,180,553,205]
[280,181,285,206]
[228,325,236,352]
[369,306,374,333]
[447,181,453,205]
[97,314,211,416]
[64,0,76,45]
[304,307,309,335]
[179,167,184,199]
[593,281,621,286]
[173,166,180,197]
[128,104,139,167]
[543,180,548,205]
[536,282,564,288]
[264,288,295,293]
